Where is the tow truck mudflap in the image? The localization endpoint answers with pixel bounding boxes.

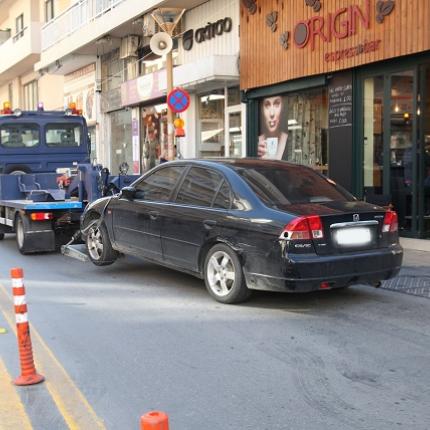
[61,244,89,262]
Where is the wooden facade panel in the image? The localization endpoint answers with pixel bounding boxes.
[240,0,430,90]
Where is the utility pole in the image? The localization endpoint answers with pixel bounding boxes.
[151,8,185,161]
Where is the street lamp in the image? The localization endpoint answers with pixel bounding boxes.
[151,8,185,161]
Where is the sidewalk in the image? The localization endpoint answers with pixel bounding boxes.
[381,239,430,299]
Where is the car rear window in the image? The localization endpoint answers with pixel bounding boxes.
[45,123,82,147]
[0,123,39,148]
[236,165,354,206]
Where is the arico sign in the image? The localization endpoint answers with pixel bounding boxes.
[183,17,233,51]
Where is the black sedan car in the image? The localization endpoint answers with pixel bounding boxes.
[81,159,403,304]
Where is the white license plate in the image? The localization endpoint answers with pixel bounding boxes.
[334,227,372,247]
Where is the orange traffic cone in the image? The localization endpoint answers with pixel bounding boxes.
[11,268,44,386]
[140,411,169,430]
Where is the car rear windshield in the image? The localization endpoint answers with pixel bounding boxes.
[45,123,82,147]
[0,123,39,148]
[236,164,354,206]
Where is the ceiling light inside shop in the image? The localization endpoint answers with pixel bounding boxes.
[155,103,168,113]
[202,128,224,141]
[200,94,225,103]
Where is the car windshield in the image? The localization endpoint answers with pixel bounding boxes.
[235,164,354,207]
[0,123,39,148]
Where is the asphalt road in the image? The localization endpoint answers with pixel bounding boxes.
[0,234,429,430]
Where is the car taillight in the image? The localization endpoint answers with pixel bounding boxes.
[30,212,53,221]
[382,210,398,233]
[281,215,324,240]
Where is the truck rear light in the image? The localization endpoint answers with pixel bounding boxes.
[30,212,53,221]
[382,210,398,233]
[281,215,324,240]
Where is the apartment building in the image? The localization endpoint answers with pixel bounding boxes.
[0,0,65,110]
[34,0,243,172]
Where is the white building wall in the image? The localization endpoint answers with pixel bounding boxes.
[179,0,240,64]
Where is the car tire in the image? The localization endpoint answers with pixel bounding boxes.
[4,165,31,175]
[15,214,30,255]
[86,221,118,266]
[203,243,251,304]
[0,233,4,241]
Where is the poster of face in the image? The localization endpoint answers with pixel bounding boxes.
[258,95,288,160]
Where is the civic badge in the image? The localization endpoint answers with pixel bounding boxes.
[353,214,360,222]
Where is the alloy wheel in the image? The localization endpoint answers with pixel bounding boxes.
[87,227,104,260]
[206,251,236,297]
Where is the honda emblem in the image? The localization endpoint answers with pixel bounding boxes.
[353,214,360,222]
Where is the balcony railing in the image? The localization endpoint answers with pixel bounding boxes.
[41,0,125,51]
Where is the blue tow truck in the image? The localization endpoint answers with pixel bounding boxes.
[0,103,139,254]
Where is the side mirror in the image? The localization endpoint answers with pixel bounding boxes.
[119,186,136,200]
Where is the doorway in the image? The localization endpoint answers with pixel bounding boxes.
[359,63,430,238]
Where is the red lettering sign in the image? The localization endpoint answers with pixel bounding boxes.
[293,0,371,50]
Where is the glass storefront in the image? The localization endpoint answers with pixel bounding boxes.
[257,88,328,172]
[198,86,244,158]
[141,103,168,171]
[110,109,132,174]
[360,60,430,238]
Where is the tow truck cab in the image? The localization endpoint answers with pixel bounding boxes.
[0,102,90,174]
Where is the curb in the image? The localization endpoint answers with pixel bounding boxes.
[400,238,430,253]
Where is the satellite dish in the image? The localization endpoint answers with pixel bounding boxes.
[149,33,173,56]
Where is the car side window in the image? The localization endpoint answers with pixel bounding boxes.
[176,167,223,207]
[135,166,185,201]
[213,180,232,209]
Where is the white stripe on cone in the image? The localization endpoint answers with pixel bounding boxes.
[15,313,28,324]
[13,296,26,306]
[12,278,24,288]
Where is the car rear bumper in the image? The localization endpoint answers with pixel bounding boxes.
[243,244,403,293]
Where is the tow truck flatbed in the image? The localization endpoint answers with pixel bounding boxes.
[0,200,83,210]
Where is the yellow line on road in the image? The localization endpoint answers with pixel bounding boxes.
[0,358,33,430]
[0,283,106,430]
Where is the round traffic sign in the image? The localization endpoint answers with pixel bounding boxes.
[167,87,190,113]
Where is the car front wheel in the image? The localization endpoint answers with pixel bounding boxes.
[86,221,118,266]
[204,244,251,304]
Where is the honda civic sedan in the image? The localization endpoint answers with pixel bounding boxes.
[81,159,403,304]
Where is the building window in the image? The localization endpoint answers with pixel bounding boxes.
[15,14,24,40]
[23,81,38,110]
[258,88,328,173]
[198,90,225,158]
[45,0,54,22]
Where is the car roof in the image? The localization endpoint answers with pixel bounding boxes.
[166,158,313,173]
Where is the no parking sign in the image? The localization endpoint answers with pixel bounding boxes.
[167,87,190,113]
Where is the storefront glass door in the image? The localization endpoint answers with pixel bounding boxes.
[361,66,430,238]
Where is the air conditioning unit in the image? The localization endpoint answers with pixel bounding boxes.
[119,35,140,59]
[142,14,157,37]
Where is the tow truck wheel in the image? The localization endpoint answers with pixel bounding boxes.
[0,233,4,240]
[86,222,118,266]
[15,214,29,255]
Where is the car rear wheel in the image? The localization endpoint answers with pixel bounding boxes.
[86,222,118,266]
[0,233,4,240]
[204,244,251,304]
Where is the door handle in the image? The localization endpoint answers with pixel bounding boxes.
[203,219,217,229]
[149,211,159,220]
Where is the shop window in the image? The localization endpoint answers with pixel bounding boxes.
[198,90,225,157]
[227,86,241,107]
[111,109,132,174]
[258,88,328,172]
